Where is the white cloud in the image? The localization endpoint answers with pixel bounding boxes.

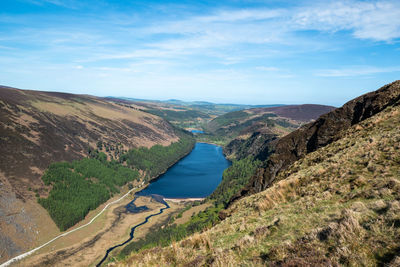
[5,0,400,68]
[2,0,400,105]
[315,65,400,77]
[22,0,81,8]
[293,1,400,41]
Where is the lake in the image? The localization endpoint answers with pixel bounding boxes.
[138,143,231,198]
[97,143,230,265]
[190,130,204,133]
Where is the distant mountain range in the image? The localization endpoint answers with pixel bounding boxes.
[107,96,285,108]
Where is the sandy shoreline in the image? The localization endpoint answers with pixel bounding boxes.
[164,198,205,203]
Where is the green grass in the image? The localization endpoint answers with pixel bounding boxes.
[39,129,195,231]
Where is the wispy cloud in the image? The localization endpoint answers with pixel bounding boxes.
[315,66,400,77]
[21,0,81,8]
[1,0,400,105]
[4,0,400,64]
[293,1,400,41]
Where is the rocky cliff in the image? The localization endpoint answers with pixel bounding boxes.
[215,104,334,158]
[116,81,400,267]
[234,80,400,200]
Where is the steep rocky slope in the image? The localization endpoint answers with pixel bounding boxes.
[116,84,400,266]
[235,81,400,198]
[0,86,179,262]
[207,104,334,158]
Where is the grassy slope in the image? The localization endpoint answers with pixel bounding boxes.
[0,86,181,262]
[0,86,179,197]
[108,98,259,130]
[201,104,333,148]
[116,101,400,266]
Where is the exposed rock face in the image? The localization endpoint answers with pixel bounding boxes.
[233,80,400,199]
[223,131,278,161]
[221,105,335,160]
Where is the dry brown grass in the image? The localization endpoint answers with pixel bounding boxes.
[115,103,400,267]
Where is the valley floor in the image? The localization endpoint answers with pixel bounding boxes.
[12,190,184,267]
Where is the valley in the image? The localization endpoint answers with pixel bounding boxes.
[2,2,399,266]
[17,192,185,266]
[0,86,194,265]
[110,81,400,266]
[1,81,399,267]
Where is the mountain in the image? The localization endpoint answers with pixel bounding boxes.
[234,80,400,199]
[204,104,334,153]
[0,86,181,261]
[107,97,285,130]
[251,104,337,121]
[116,81,400,266]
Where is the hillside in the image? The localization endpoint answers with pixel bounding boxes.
[204,104,334,155]
[107,97,212,129]
[0,86,184,262]
[108,97,284,131]
[235,81,400,198]
[115,82,400,266]
[251,104,337,122]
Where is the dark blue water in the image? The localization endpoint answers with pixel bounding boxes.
[138,143,231,198]
[97,143,230,266]
[190,129,204,133]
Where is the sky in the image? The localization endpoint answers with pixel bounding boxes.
[0,0,400,106]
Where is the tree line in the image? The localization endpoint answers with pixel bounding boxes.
[39,129,195,231]
[118,156,260,258]
[38,157,140,231]
[119,131,195,179]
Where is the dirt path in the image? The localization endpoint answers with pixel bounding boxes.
[0,183,145,267]
[13,196,182,267]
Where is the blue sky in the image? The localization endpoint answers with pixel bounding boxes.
[0,0,399,106]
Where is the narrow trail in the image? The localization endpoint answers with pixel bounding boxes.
[96,196,170,266]
[0,182,144,267]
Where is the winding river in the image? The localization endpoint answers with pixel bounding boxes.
[97,143,230,266]
[96,195,170,267]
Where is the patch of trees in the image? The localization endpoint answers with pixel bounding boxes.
[38,157,140,231]
[208,156,261,206]
[39,130,195,231]
[92,141,125,161]
[120,131,195,179]
[118,156,261,258]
